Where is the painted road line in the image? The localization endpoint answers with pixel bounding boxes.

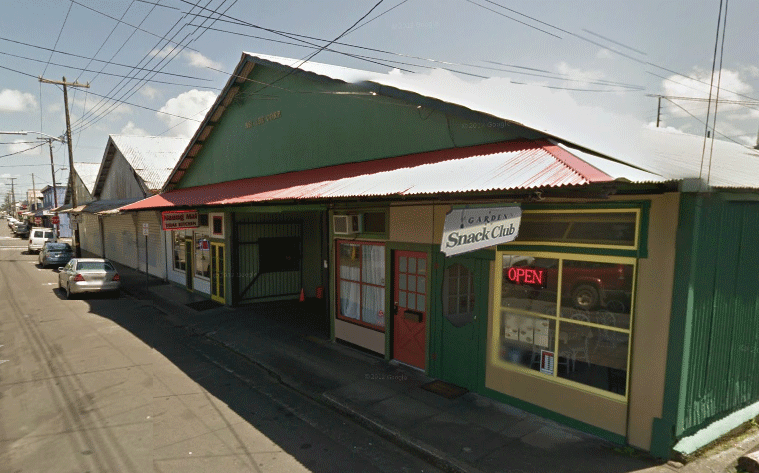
[0,360,8,365]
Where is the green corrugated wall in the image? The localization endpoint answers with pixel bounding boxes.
[652,193,759,457]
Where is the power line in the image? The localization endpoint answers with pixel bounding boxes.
[0,36,215,81]
[41,1,73,77]
[463,0,561,38]
[70,0,225,134]
[187,22,643,89]
[0,49,221,89]
[0,142,46,159]
[476,0,759,103]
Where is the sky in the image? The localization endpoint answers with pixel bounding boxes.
[0,0,757,201]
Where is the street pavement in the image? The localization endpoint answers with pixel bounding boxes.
[107,258,758,473]
[0,225,445,473]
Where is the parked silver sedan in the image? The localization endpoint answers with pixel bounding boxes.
[58,258,121,298]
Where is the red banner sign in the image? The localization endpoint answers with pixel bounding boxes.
[161,210,199,230]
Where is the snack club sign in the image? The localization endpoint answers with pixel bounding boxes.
[441,206,522,256]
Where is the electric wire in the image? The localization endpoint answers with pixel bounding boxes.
[0,36,214,81]
[699,0,724,182]
[70,0,230,134]
[0,49,220,89]
[706,0,729,186]
[663,98,752,150]
[250,1,387,95]
[189,22,643,89]
[476,0,759,103]
[41,1,74,78]
[73,0,237,134]
[67,0,205,54]
[463,0,561,38]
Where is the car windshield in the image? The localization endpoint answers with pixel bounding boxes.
[76,261,115,271]
[47,243,71,251]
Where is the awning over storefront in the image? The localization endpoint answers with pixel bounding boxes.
[122,140,648,211]
[80,198,144,215]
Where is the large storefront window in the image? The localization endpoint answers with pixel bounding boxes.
[496,252,634,397]
[337,241,386,330]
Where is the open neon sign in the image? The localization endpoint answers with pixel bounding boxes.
[506,267,547,288]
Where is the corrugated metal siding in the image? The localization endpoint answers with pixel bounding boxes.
[137,211,166,279]
[236,218,302,302]
[79,213,102,256]
[103,213,137,268]
[677,197,759,435]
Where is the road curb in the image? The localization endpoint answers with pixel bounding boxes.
[321,392,483,473]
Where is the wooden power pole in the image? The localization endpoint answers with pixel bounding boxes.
[39,76,89,256]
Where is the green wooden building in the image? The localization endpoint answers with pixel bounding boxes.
[123,52,759,459]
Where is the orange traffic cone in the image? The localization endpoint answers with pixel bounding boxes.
[299,288,305,302]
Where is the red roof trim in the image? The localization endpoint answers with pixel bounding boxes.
[542,142,612,182]
[121,140,608,211]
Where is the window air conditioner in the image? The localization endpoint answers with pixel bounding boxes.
[333,214,361,235]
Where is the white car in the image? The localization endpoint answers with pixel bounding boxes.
[58,258,121,299]
[28,227,56,253]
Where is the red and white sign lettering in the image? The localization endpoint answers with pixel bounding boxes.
[161,210,199,230]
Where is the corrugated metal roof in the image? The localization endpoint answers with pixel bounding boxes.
[109,135,188,191]
[635,127,759,188]
[73,162,103,195]
[79,198,143,214]
[123,140,621,210]
[237,53,759,189]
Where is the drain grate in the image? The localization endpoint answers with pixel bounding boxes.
[185,299,222,311]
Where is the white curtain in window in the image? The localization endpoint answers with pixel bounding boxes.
[362,245,385,285]
[362,286,386,327]
[340,280,361,320]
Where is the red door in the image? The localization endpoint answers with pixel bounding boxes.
[393,251,427,369]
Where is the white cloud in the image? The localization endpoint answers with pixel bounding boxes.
[0,89,37,112]
[662,67,754,117]
[120,121,150,136]
[150,47,221,70]
[183,51,222,70]
[555,61,606,87]
[8,139,43,156]
[140,85,160,101]
[158,89,216,138]
[596,49,613,60]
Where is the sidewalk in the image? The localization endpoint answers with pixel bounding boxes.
[113,263,757,473]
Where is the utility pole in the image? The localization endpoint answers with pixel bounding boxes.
[30,173,37,210]
[39,76,89,256]
[47,140,58,208]
[8,177,16,218]
[656,96,662,128]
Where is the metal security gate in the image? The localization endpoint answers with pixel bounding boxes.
[236,220,302,302]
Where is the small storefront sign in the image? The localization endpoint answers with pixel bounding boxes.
[161,210,199,230]
[540,350,555,375]
[441,206,522,256]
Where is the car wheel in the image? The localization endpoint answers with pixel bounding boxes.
[571,284,599,310]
